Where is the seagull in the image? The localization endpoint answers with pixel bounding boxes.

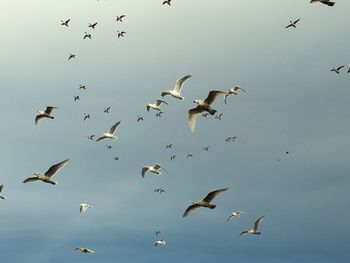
[310,0,335,6]
[187,153,193,158]
[182,188,228,217]
[74,96,80,101]
[116,15,125,22]
[137,116,144,122]
[166,144,173,149]
[226,211,246,221]
[161,75,192,101]
[215,113,223,120]
[224,86,246,105]
[88,22,98,29]
[96,121,121,142]
[68,53,76,60]
[23,159,69,185]
[87,135,95,140]
[240,216,265,236]
[285,19,301,29]
[80,203,93,213]
[35,106,58,125]
[170,155,176,160]
[155,229,161,235]
[75,247,95,253]
[202,113,209,118]
[61,19,70,27]
[147,99,168,112]
[106,145,112,150]
[83,32,92,39]
[0,185,5,200]
[203,146,210,151]
[141,163,167,178]
[331,66,344,74]
[104,107,111,113]
[154,188,166,193]
[117,31,126,38]
[113,156,119,161]
[84,113,91,121]
[156,111,164,117]
[79,84,86,90]
[163,0,171,5]
[188,90,227,132]
[155,239,166,246]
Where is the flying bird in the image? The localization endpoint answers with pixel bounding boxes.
[187,153,193,158]
[227,211,246,221]
[154,188,166,193]
[117,31,126,38]
[79,84,86,90]
[23,159,69,185]
[155,229,161,235]
[87,135,95,140]
[68,53,76,60]
[116,15,125,22]
[285,19,301,29]
[35,106,58,125]
[106,145,112,150]
[75,247,95,253]
[141,163,167,178]
[84,113,91,121]
[224,86,246,105]
[155,239,166,246]
[96,121,121,142]
[215,113,223,120]
[147,99,168,112]
[163,0,171,5]
[310,0,335,6]
[166,144,173,149]
[104,107,111,113]
[137,116,144,122]
[0,185,5,200]
[61,19,70,27]
[74,96,80,101]
[202,113,209,118]
[80,203,93,213]
[170,155,176,160]
[330,66,344,74]
[188,90,227,132]
[161,75,192,100]
[182,188,228,217]
[156,111,164,117]
[88,22,98,29]
[203,146,210,151]
[240,216,265,236]
[83,32,92,39]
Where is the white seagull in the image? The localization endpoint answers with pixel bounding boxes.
[75,247,95,253]
[96,121,121,142]
[188,90,227,132]
[80,203,93,213]
[23,159,69,185]
[141,163,167,178]
[155,239,166,246]
[0,185,5,200]
[240,216,265,236]
[161,75,192,100]
[226,211,246,221]
[224,86,246,105]
[35,106,58,125]
[147,99,168,112]
[183,188,228,217]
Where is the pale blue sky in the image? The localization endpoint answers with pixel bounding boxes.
[0,0,349,262]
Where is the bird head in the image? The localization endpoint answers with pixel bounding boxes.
[193,99,200,104]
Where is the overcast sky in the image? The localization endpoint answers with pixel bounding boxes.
[0,0,349,262]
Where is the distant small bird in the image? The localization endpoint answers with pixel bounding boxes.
[203,146,210,151]
[187,153,193,158]
[225,137,231,142]
[215,113,223,120]
[155,229,161,235]
[285,151,289,154]
[68,53,76,60]
[80,203,93,213]
[88,22,98,29]
[202,113,209,118]
[23,159,69,185]
[74,96,80,101]
[170,155,176,160]
[155,239,166,246]
[240,216,265,236]
[117,31,126,38]
[113,156,119,160]
[79,84,86,90]
[188,90,228,132]
[0,185,5,200]
[87,135,95,140]
[156,111,164,117]
[137,116,144,122]
[183,188,229,217]
[226,211,246,221]
[166,144,173,149]
[75,247,95,253]
[61,19,70,27]
[154,188,165,193]
[331,66,344,74]
[147,100,168,112]
[83,32,92,39]
[310,0,335,6]
[285,19,300,29]
[84,113,91,121]
[163,0,171,5]
[224,86,246,105]
[161,75,192,101]
[104,107,111,113]
[106,145,112,150]
[35,106,58,125]
[96,121,121,142]
[116,15,125,22]
[141,163,167,178]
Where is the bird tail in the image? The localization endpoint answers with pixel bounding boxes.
[209,204,216,209]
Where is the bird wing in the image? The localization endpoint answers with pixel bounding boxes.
[337,66,345,71]
[153,163,161,170]
[141,167,149,178]
[285,24,293,28]
[156,100,168,106]
[44,159,69,178]
[35,115,44,125]
[226,214,233,222]
[174,75,192,93]
[203,187,229,202]
[45,106,57,114]
[254,216,265,231]
[204,90,228,105]
[120,15,125,19]
[0,185,3,193]
[96,136,107,142]
[182,204,201,217]
[239,230,249,236]
[294,18,301,24]
[188,106,205,132]
[23,177,40,183]
[109,121,121,134]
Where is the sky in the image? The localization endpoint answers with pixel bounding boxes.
[0,0,350,262]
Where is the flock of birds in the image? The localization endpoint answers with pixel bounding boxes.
[0,0,339,256]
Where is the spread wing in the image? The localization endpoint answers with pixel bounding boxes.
[254,216,265,231]
[44,159,69,177]
[203,187,228,202]
[156,100,168,106]
[23,177,40,183]
[96,136,107,142]
[174,75,192,93]
[35,115,44,125]
[204,90,227,105]
[0,185,3,193]
[294,18,300,24]
[182,204,201,217]
[45,106,57,115]
[141,167,149,178]
[153,164,161,170]
[285,24,293,28]
[240,230,248,236]
[336,66,344,71]
[109,121,121,134]
[188,106,205,132]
